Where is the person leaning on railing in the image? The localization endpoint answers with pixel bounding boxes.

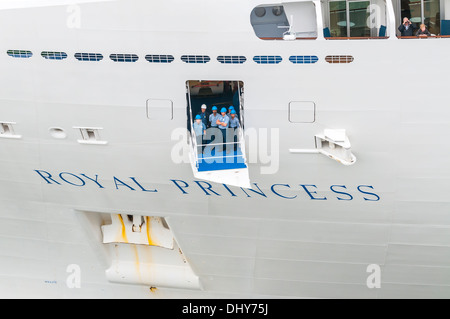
[416,24,431,37]
[398,17,416,36]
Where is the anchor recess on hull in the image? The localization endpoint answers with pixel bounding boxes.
[100,214,201,290]
[290,129,357,165]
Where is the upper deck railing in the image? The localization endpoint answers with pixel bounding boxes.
[397,35,450,39]
[260,35,450,40]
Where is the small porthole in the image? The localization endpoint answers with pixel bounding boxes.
[253,55,282,64]
[272,6,284,16]
[7,50,32,58]
[145,55,174,63]
[110,54,139,62]
[49,127,67,139]
[75,53,103,62]
[181,55,210,64]
[325,55,354,64]
[254,7,266,17]
[217,56,247,64]
[42,51,68,60]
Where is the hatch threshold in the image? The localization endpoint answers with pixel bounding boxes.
[189,128,251,188]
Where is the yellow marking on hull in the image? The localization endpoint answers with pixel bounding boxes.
[117,214,128,243]
[133,245,142,283]
[146,216,156,246]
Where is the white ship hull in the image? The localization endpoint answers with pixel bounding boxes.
[0,0,449,298]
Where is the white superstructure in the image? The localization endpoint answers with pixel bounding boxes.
[0,0,450,298]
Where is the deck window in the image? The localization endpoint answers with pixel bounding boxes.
[400,0,440,36]
[323,0,388,38]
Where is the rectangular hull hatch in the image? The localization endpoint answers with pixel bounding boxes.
[100,214,200,290]
[289,129,356,165]
[186,80,251,188]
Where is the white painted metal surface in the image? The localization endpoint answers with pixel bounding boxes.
[0,0,449,299]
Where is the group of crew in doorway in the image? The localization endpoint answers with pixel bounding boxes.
[192,104,240,155]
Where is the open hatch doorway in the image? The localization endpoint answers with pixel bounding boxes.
[187,80,244,131]
[186,80,250,188]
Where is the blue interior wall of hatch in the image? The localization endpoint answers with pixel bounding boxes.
[187,83,241,132]
[197,147,247,172]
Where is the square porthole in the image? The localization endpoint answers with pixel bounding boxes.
[146,99,173,120]
[289,101,315,123]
